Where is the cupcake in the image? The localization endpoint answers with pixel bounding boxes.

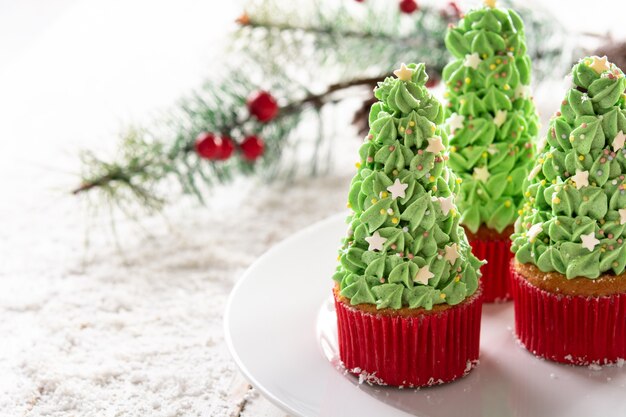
[333,63,484,387]
[510,56,626,365]
[442,0,540,302]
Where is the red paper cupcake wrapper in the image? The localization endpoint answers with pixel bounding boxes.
[334,290,482,387]
[511,265,626,365]
[469,237,512,303]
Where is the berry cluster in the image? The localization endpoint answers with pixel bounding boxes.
[194,91,278,162]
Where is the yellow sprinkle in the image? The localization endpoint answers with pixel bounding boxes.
[553,197,561,204]
[381,192,388,198]
[444,92,450,98]
[430,176,436,182]
[379,209,386,215]
[392,169,399,176]
[489,64,496,70]
[455,275,461,282]
[503,84,510,91]
[569,135,575,142]
[451,209,457,217]
[371,198,378,204]
[555,220,560,225]
[504,201,512,208]
[482,54,488,59]
[547,153,553,159]
[456,178,463,184]
[509,46,514,51]
[432,186,438,192]
[517,209,524,215]
[459,99,466,105]
[337,255,341,261]
[440,293,447,299]
[507,176,513,182]
[540,180,546,186]
[525,191,531,197]
[346,203,351,208]
[496,58,502,64]
[552,180,557,184]
[391,217,399,224]
[450,146,457,152]
[409,121,415,127]
[399,126,405,132]
[578,155,585,161]
[431,126,436,132]
[482,152,488,158]
[355,162,361,168]
[538,158,545,164]
[465,77,471,84]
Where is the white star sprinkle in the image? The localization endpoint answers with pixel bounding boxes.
[365,231,387,251]
[580,232,600,252]
[493,110,507,128]
[473,166,490,182]
[514,85,531,99]
[386,178,408,200]
[444,243,460,265]
[447,113,465,134]
[414,265,435,285]
[620,208,626,225]
[527,223,543,242]
[528,164,542,181]
[437,196,454,216]
[571,169,589,190]
[393,63,413,81]
[464,53,482,70]
[588,56,610,74]
[581,93,590,103]
[426,136,445,154]
[613,131,626,152]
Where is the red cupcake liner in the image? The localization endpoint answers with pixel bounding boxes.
[334,289,482,387]
[469,237,512,303]
[511,265,626,365]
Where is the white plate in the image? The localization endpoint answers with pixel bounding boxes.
[224,213,626,417]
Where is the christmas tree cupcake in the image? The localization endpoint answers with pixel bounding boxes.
[333,63,484,387]
[442,0,539,302]
[511,56,626,365]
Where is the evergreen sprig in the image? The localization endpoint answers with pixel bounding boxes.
[73,0,570,213]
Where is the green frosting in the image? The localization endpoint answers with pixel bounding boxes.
[333,63,484,310]
[511,56,626,279]
[442,4,540,233]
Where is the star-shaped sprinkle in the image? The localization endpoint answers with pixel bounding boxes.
[588,56,610,74]
[426,136,445,154]
[619,208,626,225]
[365,231,387,251]
[571,169,589,190]
[528,164,542,181]
[514,85,531,99]
[394,63,413,81]
[437,196,454,215]
[473,166,490,182]
[580,232,600,251]
[464,53,482,70]
[581,93,590,103]
[447,113,465,134]
[527,223,543,242]
[414,265,435,285]
[386,179,408,200]
[493,110,507,128]
[484,0,497,8]
[613,130,626,151]
[444,243,460,265]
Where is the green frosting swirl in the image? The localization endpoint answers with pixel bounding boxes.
[511,56,626,279]
[443,4,540,233]
[333,63,484,310]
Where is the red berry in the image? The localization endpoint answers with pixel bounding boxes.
[426,76,440,88]
[399,0,418,14]
[215,136,235,160]
[247,91,279,122]
[195,132,221,159]
[240,135,264,161]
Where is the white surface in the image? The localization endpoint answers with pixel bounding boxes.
[226,213,626,417]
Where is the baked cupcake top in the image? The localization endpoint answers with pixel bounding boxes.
[511,56,626,279]
[333,63,483,311]
[442,0,540,233]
